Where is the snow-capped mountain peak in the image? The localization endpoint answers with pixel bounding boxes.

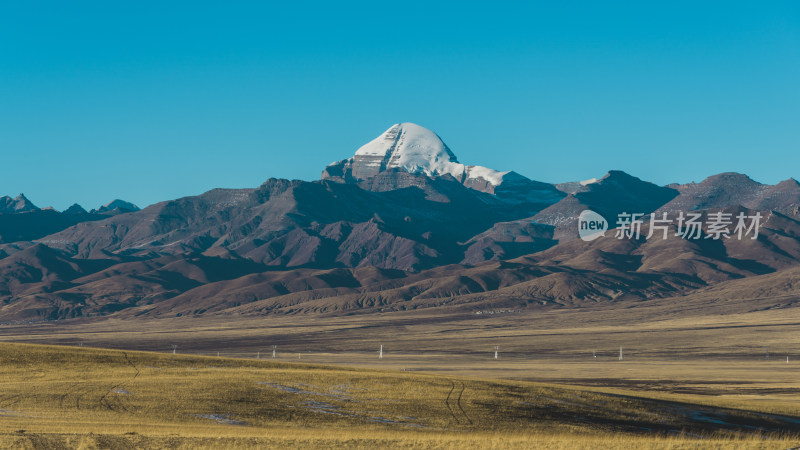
[355,122,455,159]
[321,122,565,204]
[324,122,510,186]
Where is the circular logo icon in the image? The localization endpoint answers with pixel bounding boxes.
[578,210,608,241]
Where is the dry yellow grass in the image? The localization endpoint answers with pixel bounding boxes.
[1,342,799,449]
[2,431,798,449]
[4,304,799,414]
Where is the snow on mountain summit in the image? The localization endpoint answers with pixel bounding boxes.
[354,123,454,158]
[324,122,511,186]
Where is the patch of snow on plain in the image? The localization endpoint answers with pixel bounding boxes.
[193,413,247,425]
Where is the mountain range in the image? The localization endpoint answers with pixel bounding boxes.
[2,122,800,322]
[0,195,140,245]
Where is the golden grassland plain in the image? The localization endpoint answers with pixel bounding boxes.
[2,297,800,448]
[1,343,800,449]
[2,299,800,398]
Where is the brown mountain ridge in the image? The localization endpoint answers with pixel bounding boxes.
[1,123,799,322]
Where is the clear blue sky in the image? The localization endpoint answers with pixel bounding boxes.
[1,2,798,210]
